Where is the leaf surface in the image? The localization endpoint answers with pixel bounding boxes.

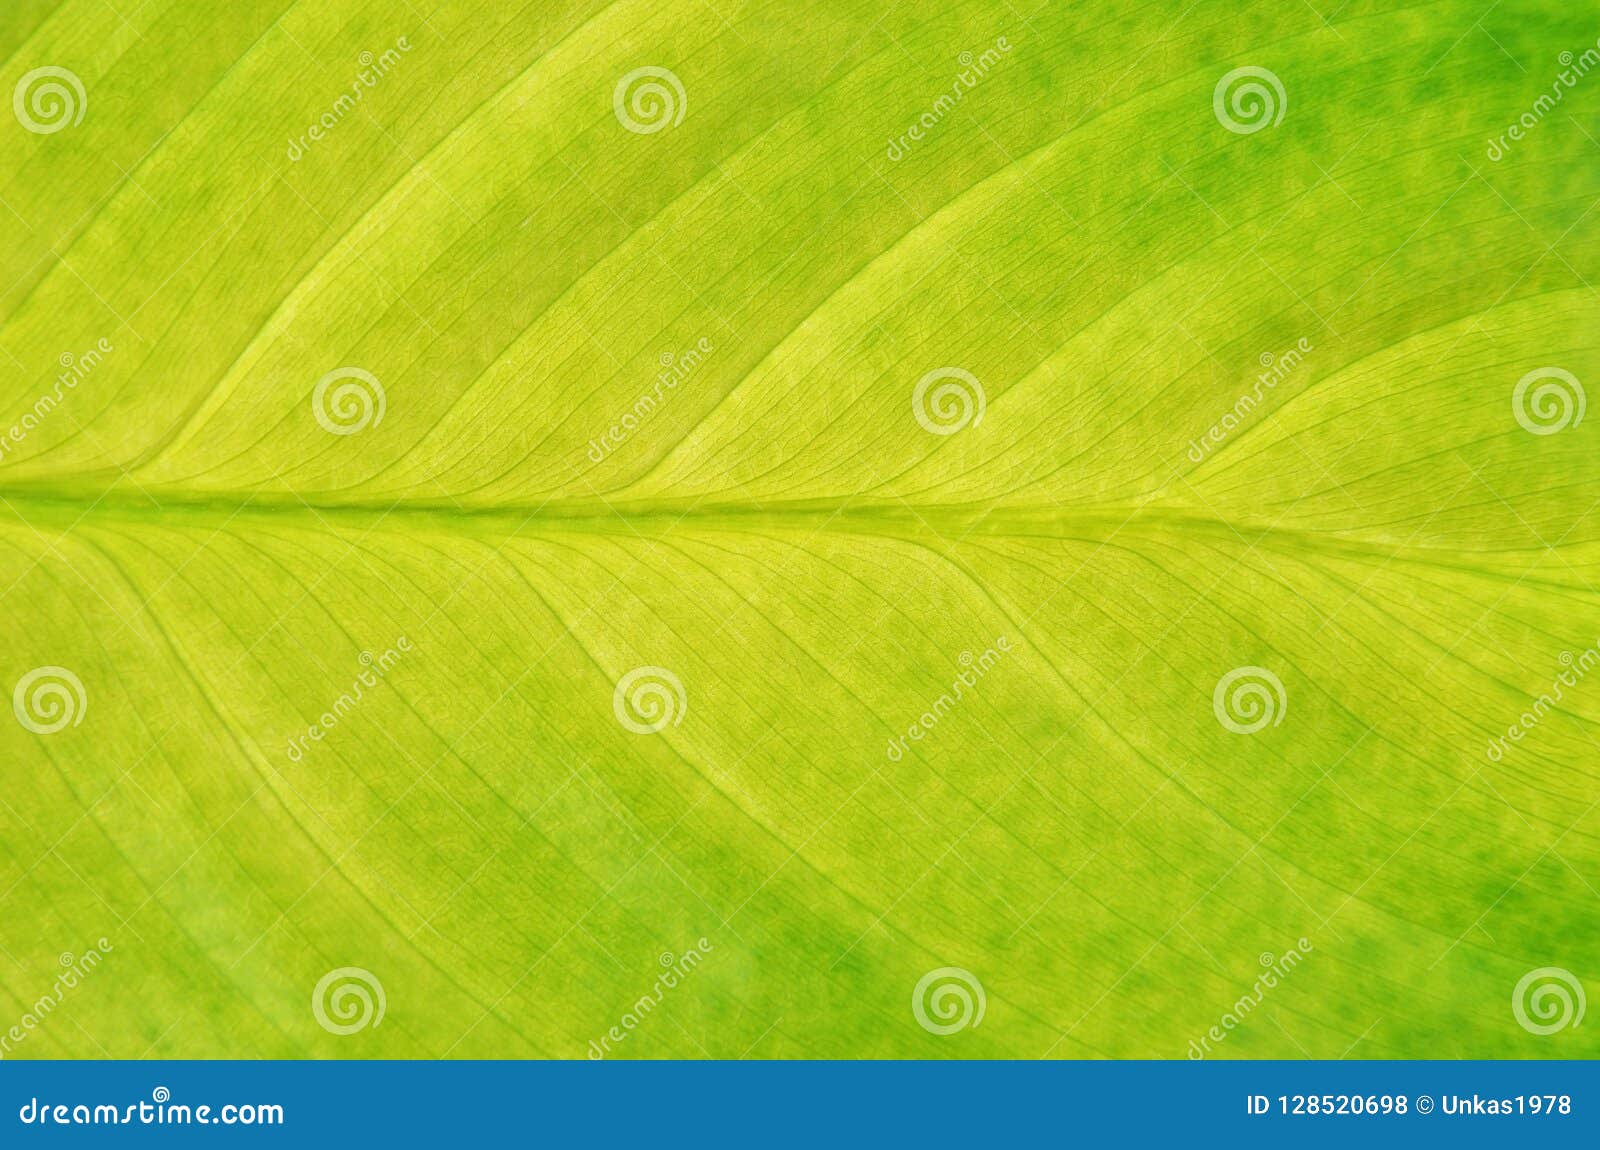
[0,0,1597,1058]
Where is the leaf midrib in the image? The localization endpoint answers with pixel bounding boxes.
[0,482,1550,584]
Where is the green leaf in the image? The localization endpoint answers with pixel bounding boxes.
[1,0,1596,1059]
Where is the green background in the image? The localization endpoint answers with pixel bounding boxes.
[0,0,1596,1058]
